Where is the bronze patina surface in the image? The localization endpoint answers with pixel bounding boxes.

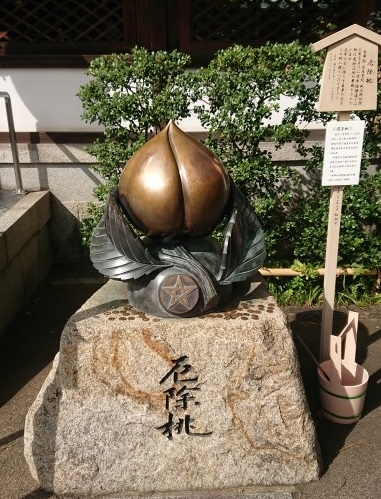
[118,122,230,237]
[90,120,266,317]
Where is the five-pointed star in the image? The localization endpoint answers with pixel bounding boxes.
[161,275,198,309]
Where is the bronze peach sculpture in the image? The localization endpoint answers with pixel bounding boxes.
[90,121,266,317]
[118,121,230,238]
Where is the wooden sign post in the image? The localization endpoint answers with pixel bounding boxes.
[311,25,381,362]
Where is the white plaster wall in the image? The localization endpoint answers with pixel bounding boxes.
[0,68,207,133]
[0,69,322,133]
[0,69,104,132]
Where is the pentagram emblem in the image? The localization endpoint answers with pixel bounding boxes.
[159,274,200,315]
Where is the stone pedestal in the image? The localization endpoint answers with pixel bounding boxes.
[24,278,321,497]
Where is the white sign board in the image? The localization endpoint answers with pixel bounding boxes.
[322,120,365,186]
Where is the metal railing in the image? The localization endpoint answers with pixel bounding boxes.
[0,91,26,194]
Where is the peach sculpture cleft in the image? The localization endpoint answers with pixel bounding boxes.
[90,121,266,317]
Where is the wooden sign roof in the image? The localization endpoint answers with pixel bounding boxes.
[311,24,381,52]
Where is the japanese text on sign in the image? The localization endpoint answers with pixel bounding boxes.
[318,39,378,111]
[322,120,365,186]
[156,355,213,440]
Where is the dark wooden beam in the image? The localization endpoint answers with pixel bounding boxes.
[354,0,378,26]
[136,0,167,50]
[166,0,181,51]
[123,0,137,47]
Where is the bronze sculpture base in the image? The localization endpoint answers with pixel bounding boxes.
[128,267,233,318]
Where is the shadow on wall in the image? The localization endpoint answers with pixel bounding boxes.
[0,279,103,407]
[48,194,90,264]
[0,172,100,264]
[0,157,102,199]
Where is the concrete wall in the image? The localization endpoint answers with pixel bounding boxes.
[0,191,52,337]
[0,143,102,263]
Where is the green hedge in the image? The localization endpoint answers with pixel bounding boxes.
[78,44,381,305]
